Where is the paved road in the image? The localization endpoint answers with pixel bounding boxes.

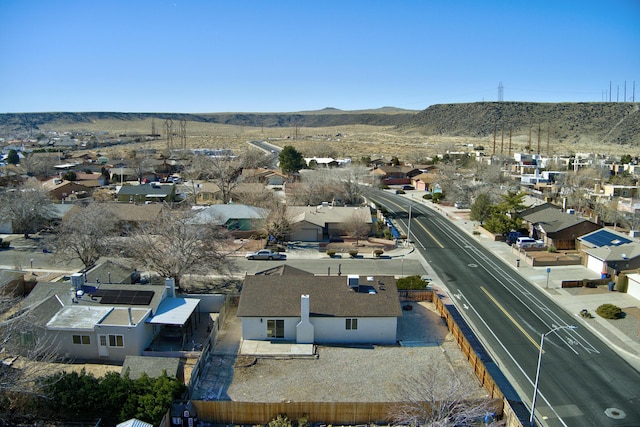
[234,251,426,278]
[371,191,640,427]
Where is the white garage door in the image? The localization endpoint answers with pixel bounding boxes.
[627,279,640,301]
[293,228,319,242]
[587,256,605,274]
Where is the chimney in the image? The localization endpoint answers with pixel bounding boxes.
[165,278,176,298]
[296,294,314,344]
[300,294,310,323]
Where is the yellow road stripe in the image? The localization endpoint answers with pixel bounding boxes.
[383,198,444,248]
[480,286,541,351]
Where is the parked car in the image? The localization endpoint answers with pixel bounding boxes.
[454,201,469,209]
[402,185,415,190]
[515,237,544,248]
[245,249,287,260]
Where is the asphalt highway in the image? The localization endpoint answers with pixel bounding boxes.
[370,191,640,427]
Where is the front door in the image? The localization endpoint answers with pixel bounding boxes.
[98,334,109,357]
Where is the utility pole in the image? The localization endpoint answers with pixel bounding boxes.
[492,125,497,156]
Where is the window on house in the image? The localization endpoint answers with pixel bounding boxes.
[108,334,124,347]
[346,318,358,330]
[72,335,91,345]
[267,319,284,338]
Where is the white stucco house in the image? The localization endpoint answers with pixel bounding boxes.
[19,275,201,362]
[237,273,402,345]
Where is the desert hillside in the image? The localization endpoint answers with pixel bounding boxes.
[404,102,640,146]
[2,102,639,159]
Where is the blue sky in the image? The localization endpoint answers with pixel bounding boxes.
[1,0,638,113]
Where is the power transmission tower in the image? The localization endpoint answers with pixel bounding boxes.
[179,119,187,151]
[498,82,504,102]
[165,119,174,151]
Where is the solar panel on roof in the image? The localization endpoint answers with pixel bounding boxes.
[581,230,632,247]
[93,289,154,305]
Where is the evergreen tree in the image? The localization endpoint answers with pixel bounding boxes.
[7,149,19,165]
[278,145,306,175]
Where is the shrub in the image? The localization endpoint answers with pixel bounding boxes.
[269,415,292,427]
[396,189,406,194]
[373,249,384,257]
[396,275,429,290]
[596,303,623,319]
[423,193,433,200]
[348,249,358,258]
[548,245,558,253]
[326,249,336,257]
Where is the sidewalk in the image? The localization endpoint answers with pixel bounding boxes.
[401,192,640,371]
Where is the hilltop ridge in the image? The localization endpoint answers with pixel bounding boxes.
[2,102,639,147]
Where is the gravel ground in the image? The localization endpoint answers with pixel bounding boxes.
[223,302,490,403]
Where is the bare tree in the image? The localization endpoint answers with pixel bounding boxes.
[289,170,337,206]
[47,203,117,269]
[388,362,503,427]
[336,164,368,205]
[233,186,280,209]
[0,178,55,238]
[239,147,272,169]
[17,153,57,178]
[123,207,236,288]
[127,150,156,184]
[0,294,62,419]
[262,203,298,244]
[343,211,371,246]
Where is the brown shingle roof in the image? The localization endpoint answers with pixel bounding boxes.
[237,275,402,318]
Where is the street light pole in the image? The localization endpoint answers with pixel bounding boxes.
[406,203,413,247]
[530,325,577,427]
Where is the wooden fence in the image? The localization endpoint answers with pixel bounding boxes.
[398,289,434,301]
[189,292,528,427]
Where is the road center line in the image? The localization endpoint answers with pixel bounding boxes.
[481,286,541,350]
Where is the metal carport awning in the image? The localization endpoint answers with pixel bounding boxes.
[146,297,200,326]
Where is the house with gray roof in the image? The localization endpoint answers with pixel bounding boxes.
[18,276,202,362]
[237,273,401,345]
[519,204,601,250]
[116,183,175,203]
[287,205,372,242]
[190,204,268,231]
[582,242,640,277]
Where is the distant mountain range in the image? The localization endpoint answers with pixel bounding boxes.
[2,102,639,146]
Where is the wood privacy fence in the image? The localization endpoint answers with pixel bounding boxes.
[191,292,528,427]
[192,401,395,425]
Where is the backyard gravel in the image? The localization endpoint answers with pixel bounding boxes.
[203,301,490,403]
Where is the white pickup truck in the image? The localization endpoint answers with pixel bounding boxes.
[245,249,287,260]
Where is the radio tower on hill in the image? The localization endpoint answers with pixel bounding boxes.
[498,82,504,102]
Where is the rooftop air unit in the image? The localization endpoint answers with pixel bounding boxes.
[347,274,359,290]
